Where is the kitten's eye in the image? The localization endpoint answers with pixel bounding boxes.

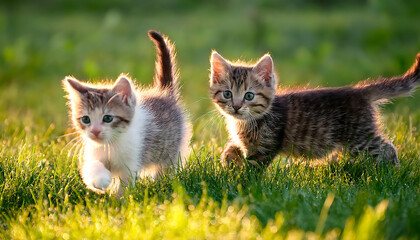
[103,115,114,123]
[223,90,233,99]
[244,92,255,101]
[81,116,90,124]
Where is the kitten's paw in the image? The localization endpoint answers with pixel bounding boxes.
[82,160,112,193]
[92,174,112,190]
[221,147,244,167]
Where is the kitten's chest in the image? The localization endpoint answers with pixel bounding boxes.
[227,119,261,149]
[87,138,141,173]
[228,117,284,156]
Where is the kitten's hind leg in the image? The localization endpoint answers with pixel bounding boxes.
[111,170,138,198]
[349,136,399,166]
[221,142,245,167]
[138,164,164,179]
[376,140,399,166]
[366,137,399,165]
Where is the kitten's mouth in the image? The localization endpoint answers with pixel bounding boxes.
[230,112,246,119]
[228,112,257,121]
[89,135,105,143]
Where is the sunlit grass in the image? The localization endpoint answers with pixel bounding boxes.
[1,3,420,240]
[5,188,390,240]
[1,114,419,239]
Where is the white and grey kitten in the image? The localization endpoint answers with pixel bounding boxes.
[63,31,191,195]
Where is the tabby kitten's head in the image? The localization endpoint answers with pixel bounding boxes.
[63,75,136,144]
[210,51,276,120]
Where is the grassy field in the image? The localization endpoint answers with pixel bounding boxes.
[1,2,420,239]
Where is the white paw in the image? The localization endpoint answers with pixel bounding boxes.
[92,173,112,190]
[81,161,112,192]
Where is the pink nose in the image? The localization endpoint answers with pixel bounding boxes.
[91,127,101,137]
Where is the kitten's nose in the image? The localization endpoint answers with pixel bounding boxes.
[91,127,101,137]
[233,105,241,113]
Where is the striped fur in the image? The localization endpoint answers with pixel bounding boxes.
[210,52,420,167]
[148,30,179,96]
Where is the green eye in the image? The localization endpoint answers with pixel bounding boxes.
[81,116,90,124]
[244,92,255,101]
[223,90,233,99]
[103,115,114,123]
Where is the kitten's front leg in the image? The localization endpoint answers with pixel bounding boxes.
[81,160,112,194]
[221,142,245,167]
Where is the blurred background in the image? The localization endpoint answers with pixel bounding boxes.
[0,0,419,142]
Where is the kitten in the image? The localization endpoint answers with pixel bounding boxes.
[210,51,420,167]
[63,30,191,195]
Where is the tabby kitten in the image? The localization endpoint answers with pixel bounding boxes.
[210,51,420,167]
[63,31,191,195]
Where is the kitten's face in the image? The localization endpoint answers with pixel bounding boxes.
[210,52,276,120]
[63,75,136,144]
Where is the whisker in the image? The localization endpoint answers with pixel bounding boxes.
[216,115,226,142]
[56,131,79,140]
[61,136,82,155]
[107,143,111,161]
[208,113,225,141]
[62,135,81,148]
[68,138,84,157]
[194,109,220,122]
[75,139,86,166]
[194,109,225,143]
[190,97,211,106]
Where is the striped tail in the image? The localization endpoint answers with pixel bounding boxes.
[358,53,420,102]
[148,30,179,95]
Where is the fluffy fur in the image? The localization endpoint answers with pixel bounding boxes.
[210,51,420,167]
[63,30,191,196]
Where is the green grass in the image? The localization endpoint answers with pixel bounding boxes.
[1,2,420,239]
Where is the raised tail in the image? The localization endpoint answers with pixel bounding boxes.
[148,30,179,94]
[358,53,420,102]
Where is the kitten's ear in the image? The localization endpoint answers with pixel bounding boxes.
[210,51,230,85]
[63,76,89,95]
[253,54,275,87]
[112,75,136,106]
